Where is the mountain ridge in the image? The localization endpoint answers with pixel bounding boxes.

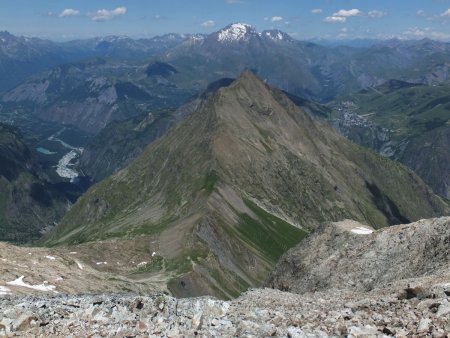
[44,71,449,298]
[265,217,450,295]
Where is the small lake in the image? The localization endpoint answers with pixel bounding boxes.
[36,147,57,155]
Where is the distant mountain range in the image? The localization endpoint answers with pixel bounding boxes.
[5,24,450,133]
[0,30,190,92]
[4,25,450,132]
[44,72,449,298]
[4,25,450,122]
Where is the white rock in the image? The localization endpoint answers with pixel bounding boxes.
[417,318,431,333]
[192,312,202,330]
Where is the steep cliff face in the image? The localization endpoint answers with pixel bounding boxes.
[0,124,68,243]
[45,71,449,298]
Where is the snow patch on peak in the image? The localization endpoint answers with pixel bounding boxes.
[351,227,374,235]
[264,30,289,42]
[189,34,205,42]
[265,31,283,41]
[217,23,256,42]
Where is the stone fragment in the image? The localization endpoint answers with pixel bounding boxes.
[192,312,203,330]
[417,318,431,333]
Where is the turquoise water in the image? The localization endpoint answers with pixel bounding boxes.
[36,147,57,155]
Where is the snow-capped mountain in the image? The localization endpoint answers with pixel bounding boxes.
[210,23,294,44]
[216,23,259,43]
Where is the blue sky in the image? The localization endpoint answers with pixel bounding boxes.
[2,0,450,41]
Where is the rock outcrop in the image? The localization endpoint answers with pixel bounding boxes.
[265,217,450,295]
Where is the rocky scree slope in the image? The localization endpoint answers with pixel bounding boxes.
[45,71,449,299]
[0,123,68,243]
[1,282,449,337]
[266,217,450,295]
[1,218,450,337]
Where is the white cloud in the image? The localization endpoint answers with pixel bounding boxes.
[311,9,322,14]
[441,8,450,17]
[226,0,243,3]
[325,8,362,24]
[416,10,426,17]
[91,7,127,21]
[324,16,347,23]
[368,10,386,18]
[59,9,80,18]
[271,16,283,22]
[332,9,362,17]
[201,20,215,27]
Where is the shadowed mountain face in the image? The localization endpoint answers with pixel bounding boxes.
[44,71,449,299]
[0,124,68,243]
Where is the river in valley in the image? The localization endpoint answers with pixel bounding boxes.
[47,128,84,182]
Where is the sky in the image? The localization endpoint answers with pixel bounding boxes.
[2,0,450,41]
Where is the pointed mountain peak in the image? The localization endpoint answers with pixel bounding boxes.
[233,69,264,86]
[226,70,271,95]
[216,23,258,43]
